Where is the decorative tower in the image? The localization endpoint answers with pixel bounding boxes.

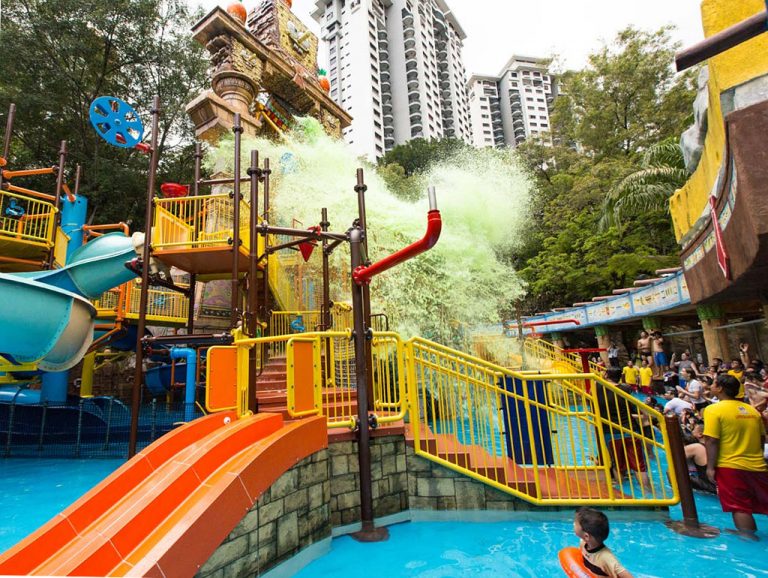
[186,0,351,142]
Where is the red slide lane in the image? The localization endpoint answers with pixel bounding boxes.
[0,412,328,577]
[0,411,238,575]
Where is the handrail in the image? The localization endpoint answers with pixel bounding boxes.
[406,336,678,506]
[209,328,677,506]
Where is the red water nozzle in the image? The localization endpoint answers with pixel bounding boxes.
[135,143,152,154]
[353,206,442,286]
[160,183,189,198]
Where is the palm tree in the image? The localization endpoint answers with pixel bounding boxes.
[599,139,690,231]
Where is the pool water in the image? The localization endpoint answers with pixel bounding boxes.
[0,458,124,552]
[294,493,768,577]
[2,457,767,577]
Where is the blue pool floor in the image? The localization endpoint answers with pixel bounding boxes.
[294,493,768,578]
[0,458,124,552]
[2,455,768,577]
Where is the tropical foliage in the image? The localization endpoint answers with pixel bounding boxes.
[599,139,690,230]
[0,0,207,226]
[513,26,697,313]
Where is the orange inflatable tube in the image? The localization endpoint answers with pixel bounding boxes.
[559,547,598,577]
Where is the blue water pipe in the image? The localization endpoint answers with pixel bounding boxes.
[60,194,88,261]
[40,195,88,402]
[170,348,197,421]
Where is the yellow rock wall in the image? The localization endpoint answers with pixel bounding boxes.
[670,0,768,242]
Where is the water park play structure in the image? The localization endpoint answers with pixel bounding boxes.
[3,0,768,575]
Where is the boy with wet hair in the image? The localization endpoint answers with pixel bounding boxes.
[573,507,634,577]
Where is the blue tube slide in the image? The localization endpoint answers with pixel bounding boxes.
[170,348,197,422]
[0,232,141,373]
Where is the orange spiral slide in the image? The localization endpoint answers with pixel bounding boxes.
[0,411,328,576]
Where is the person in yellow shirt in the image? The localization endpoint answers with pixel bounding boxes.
[727,358,746,399]
[703,374,768,536]
[638,360,653,395]
[621,360,640,392]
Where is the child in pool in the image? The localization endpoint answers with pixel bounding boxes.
[573,508,634,578]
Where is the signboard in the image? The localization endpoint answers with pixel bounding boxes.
[515,271,691,334]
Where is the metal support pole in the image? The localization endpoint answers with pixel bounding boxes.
[38,402,48,452]
[664,414,719,538]
[75,398,84,458]
[262,158,271,323]
[129,95,162,458]
[675,10,768,71]
[231,114,243,329]
[349,227,388,542]
[248,150,261,413]
[46,140,67,269]
[354,169,375,410]
[321,208,331,385]
[186,143,202,335]
[2,103,15,161]
[4,401,14,457]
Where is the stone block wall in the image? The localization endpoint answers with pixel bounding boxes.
[196,449,331,578]
[405,445,541,512]
[199,433,557,577]
[329,435,409,526]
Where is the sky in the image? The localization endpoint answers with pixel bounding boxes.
[196,0,706,74]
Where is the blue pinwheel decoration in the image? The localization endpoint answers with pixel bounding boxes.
[89,96,144,148]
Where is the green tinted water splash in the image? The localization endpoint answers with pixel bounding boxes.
[205,118,531,344]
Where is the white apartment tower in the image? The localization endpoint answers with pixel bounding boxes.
[312,0,472,160]
[469,56,557,148]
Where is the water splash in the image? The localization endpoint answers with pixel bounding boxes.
[205,118,531,344]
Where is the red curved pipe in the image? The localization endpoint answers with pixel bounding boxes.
[353,210,442,285]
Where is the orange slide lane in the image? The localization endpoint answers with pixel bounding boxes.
[0,412,328,577]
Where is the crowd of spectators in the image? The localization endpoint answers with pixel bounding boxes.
[604,335,768,536]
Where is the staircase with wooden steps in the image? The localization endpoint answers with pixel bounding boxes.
[255,355,358,419]
[406,424,617,502]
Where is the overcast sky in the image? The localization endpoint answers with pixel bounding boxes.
[196,0,705,73]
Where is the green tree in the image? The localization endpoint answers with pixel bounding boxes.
[553,26,696,159]
[512,26,697,313]
[599,139,689,230]
[0,0,207,226]
[378,137,469,175]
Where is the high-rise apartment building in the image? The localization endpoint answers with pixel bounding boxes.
[469,55,557,148]
[312,0,472,160]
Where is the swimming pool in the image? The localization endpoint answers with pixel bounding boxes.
[294,493,768,577]
[0,458,124,552]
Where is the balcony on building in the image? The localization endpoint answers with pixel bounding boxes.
[404,35,416,50]
[405,45,417,59]
[405,57,418,72]
[407,77,419,91]
[406,68,418,82]
[383,111,394,124]
[380,59,389,72]
[409,100,421,114]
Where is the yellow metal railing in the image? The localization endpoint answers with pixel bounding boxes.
[524,338,604,375]
[93,281,189,325]
[268,306,354,356]
[209,329,677,507]
[152,194,252,251]
[471,334,523,369]
[407,337,677,506]
[0,189,56,248]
